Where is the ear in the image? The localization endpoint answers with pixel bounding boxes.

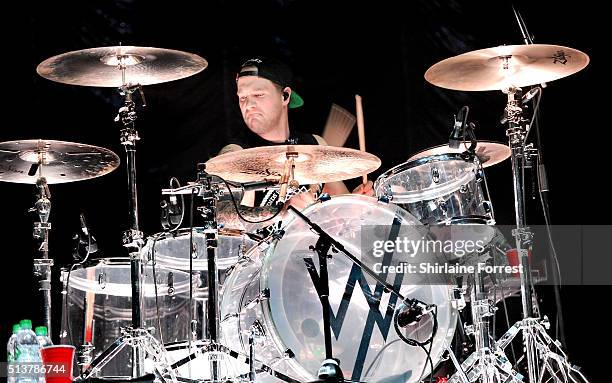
[282,87,291,106]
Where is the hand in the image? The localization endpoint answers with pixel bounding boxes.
[352,180,374,196]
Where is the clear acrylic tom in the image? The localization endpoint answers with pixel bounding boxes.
[60,257,195,377]
[220,194,457,383]
[374,153,494,225]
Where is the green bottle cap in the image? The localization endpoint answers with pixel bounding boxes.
[19,319,32,329]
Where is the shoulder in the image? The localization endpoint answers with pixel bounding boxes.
[218,143,244,156]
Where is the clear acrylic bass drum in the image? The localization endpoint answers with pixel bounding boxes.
[220,194,457,383]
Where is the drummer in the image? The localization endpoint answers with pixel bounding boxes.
[219,56,374,209]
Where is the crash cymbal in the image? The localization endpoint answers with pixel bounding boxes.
[37,46,208,87]
[0,139,120,184]
[425,44,589,91]
[408,141,511,168]
[205,145,381,184]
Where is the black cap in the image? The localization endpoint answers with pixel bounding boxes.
[237,57,304,108]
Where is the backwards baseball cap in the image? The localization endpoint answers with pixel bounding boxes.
[237,57,304,108]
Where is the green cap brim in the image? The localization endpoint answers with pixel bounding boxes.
[289,91,304,108]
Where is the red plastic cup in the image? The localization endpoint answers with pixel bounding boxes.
[40,345,75,383]
[506,248,532,275]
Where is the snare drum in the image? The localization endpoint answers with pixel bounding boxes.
[220,195,457,383]
[375,153,494,225]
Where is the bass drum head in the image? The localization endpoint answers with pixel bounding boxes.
[261,195,457,383]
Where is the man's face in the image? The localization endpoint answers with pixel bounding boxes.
[237,76,286,137]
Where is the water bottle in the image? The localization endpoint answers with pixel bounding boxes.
[15,319,41,383]
[7,323,21,362]
[35,326,53,348]
[7,323,21,383]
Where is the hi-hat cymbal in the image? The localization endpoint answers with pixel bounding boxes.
[205,145,381,184]
[425,44,589,91]
[0,139,120,184]
[37,46,208,87]
[408,141,511,168]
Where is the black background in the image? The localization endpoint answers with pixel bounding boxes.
[1,0,608,380]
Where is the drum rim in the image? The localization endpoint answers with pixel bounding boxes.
[66,257,195,296]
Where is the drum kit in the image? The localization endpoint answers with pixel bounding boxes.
[1,36,590,383]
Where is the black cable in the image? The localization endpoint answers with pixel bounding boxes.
[167,177,185,232]
[418,342,435,383]
[393,304,438,383]
[65,219,96,347]
[524,89,566,343]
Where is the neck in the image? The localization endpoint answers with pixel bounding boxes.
[259,112,290,142]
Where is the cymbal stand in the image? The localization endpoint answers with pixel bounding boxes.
[447,268,523,383]
[30,171,54,338]
[81,74,175,381]
[500,87,587,383]
[165,164,240,383]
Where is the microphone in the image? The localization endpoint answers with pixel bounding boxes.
[521,87,540,104]
[396,299,435,327]
[79,213,89,237]
[241,179,278,191]
[449,106,469,149]
[160,193,183,230]
[73,213,97,260]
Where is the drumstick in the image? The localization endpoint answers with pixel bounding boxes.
[84,268,95,344]
[355,95,368,185]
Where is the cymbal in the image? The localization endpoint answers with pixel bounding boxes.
[0,139,120,184]
[37,46,208,87]
[205,145,381,184]
[407,141,511,168]
[424,44,589,91]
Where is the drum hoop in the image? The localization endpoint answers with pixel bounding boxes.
[375,153,480,203]
[377,152,477,181]
[66,257,194,296]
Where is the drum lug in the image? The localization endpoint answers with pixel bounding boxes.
[98,272,107,289]
[452,286,467,311]
[464,324,475,336]
[431,166,441,183]
[284,348,295,359]
[377,194,391,204]
[250,320,266,339]
[244,288,270,310]
[167,271,175,295]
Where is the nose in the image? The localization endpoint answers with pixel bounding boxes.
[245,96,257,109]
